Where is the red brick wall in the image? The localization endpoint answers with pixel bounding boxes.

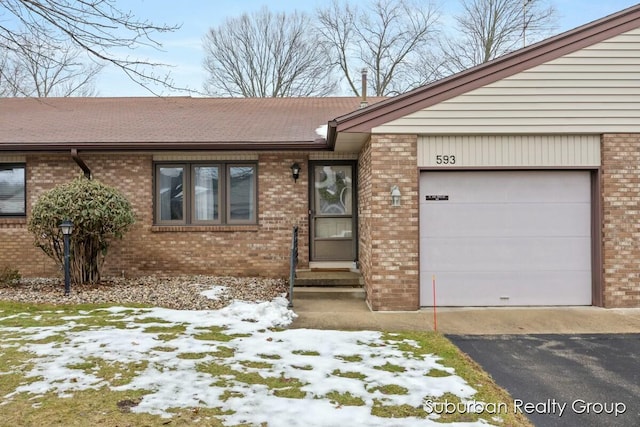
[601,134,640,307]
[358,134,419,311]
[357,138,373,305]
[1,152,310,279]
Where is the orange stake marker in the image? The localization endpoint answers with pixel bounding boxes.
[432,275,437,332]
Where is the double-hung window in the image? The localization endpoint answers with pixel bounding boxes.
[155,162,257,225]
[0,164,26,216]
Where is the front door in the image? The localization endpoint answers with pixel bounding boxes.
[310,161,357,261]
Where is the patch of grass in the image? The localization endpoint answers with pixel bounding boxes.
[331,369,366,380]
[29,333,67,345]
[373,362,405,373]
[193,326,250,342]
[291,349,320,356]
[335,354,362,362]
[143,324,186,334]
[367,384,409,395]
[220,390,244,402]
[151,346,178,352]
[67,321,130,332]
[177,352,208,360]
[0,346,37,397]
[371,400,428,418]
[291,364,313,371]
[132,317,171,324]
[166,406,231,424]
[211,346,235,358]
[325,391,365,406]
[358,340,386,348]
[422,392,482,423]
[425,368,451,377]
[240,360,273,369]
[0,388,190,427]
[0,312,68,328]
[156,333,180,342]
[258,353,281,360]
[273,387,306,399]
[66,357,149,387]
[196,362,305,390]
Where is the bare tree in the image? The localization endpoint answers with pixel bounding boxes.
[0,50,24,96]
[0,0,181,94]
[441,0,558,73]
[202,7,337,97]
[1,29,103,97]
[316,0,441,97]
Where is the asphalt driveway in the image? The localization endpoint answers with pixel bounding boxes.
[447,334,640,427]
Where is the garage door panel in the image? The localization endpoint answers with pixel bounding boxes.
[419,272,593,306]
[420,170,592,307]
[421,203,591,238]
[422,237,591,271]
[420,171,591,204]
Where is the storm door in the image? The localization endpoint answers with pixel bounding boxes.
[309,161,357,261]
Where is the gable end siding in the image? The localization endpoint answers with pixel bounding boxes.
[374,28,640,135]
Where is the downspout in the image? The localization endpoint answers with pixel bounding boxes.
[71,149,91,179]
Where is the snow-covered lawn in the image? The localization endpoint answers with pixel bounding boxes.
[0,293,516,426]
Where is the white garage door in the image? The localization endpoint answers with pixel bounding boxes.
[420,171,592,306]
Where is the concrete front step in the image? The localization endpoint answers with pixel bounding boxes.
[294,270,363,288]
[293,286,365,294]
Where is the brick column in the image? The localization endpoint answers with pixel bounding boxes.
[359,134,419,311]
[601,134,640,307]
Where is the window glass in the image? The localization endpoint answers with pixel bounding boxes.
[0,165,25,216]
[158,166,184,221]
[229,166,255,221]
[194,166,219,221]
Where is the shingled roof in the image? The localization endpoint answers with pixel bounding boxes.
[0,96,383,151]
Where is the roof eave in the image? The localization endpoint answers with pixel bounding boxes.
[0,140,332,152]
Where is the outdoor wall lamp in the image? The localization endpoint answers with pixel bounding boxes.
[290,162,301,182]
[390,185,401,207]
[59,219,74,296]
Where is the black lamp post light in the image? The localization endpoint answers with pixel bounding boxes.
[59,219,74,296]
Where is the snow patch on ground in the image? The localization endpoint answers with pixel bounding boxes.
[2,293,492,426]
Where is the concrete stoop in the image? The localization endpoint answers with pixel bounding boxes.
[293,270,364,293]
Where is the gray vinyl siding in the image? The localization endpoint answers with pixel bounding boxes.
[418,135,600,168]
[374,28,640,135]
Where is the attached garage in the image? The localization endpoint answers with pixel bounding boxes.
[419,170,593,306]
[331,5,640,310]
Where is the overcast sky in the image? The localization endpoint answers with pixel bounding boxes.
[97,0,640,96]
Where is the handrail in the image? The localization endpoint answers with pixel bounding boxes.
[288,225,299,308]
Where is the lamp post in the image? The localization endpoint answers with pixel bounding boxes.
[59,219,74,296]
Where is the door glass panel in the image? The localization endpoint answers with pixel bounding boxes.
[315,218,352,238]
[314,165,353,215]
[158,166,184,221]
[194,166,219,221]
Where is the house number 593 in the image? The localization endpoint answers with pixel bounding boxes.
[435,155,456,165]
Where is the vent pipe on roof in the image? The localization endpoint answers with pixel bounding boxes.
[71,149,91,179]
[360,68,368,108]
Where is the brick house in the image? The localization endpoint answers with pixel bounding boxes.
[2,5,640,310]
